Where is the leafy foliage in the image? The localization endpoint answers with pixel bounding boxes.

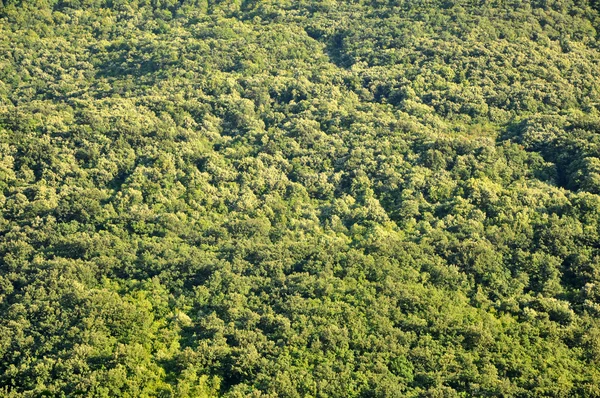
[2,0,600,396]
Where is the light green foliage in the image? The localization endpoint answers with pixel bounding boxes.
[2,0,600,396]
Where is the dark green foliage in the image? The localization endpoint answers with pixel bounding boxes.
[2,0,600,396]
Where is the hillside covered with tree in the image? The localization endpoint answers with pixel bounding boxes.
[2,0,600,396]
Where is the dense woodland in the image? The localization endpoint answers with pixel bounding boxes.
[3,0,600,396]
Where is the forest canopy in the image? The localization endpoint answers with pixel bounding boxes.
[2,0,600,396]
